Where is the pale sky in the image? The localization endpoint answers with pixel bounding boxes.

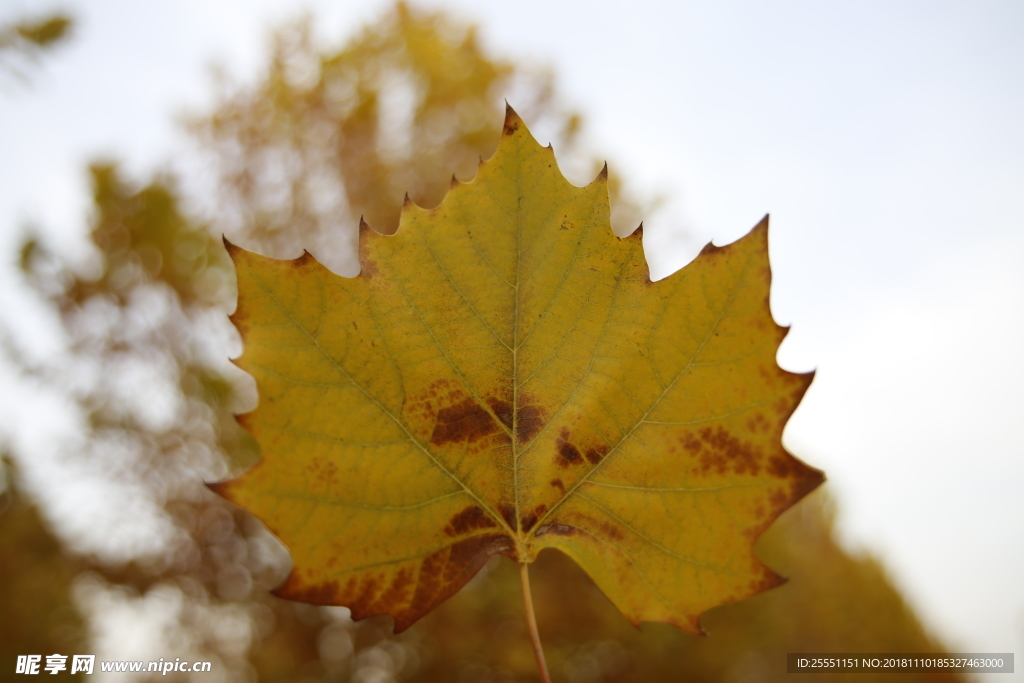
[1,0,1022,666]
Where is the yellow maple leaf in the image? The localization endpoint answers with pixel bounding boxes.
[212,106,823,637]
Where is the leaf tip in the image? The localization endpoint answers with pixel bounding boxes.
[751,213,770,241]
[205,479,234,501]
[698,239,722,257]
[234,411,253,432]
[221,235,247,267]
[597,161,608,181]
[698,214,772,261]
[743,567,790,611]
[621,222,653,283]
[791,456,827,502]
[293,249,315,268]
[450,173,460,188]
[502,103,523,136]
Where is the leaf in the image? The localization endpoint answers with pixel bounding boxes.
[212,106,823,634]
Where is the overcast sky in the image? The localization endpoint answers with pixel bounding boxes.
[2,0,1022,664]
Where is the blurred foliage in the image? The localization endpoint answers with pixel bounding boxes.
[187,2,643,275]
[75,165,228,306]
[7,2,964,682]
[0,460,85,682]
[0,11,73,82]
[8,15,72,48]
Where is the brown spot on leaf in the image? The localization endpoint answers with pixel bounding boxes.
[767,455,793,478]
[585,445,608,465]
[594,518,625,542]
[404,533,513,631]
[767,451,824,503]
[520,504,547,532]
[681,432,702,454]
[695,426,762,476]
[775,372,815,433]
[430,397,498,446]
[277,533,513,633]
[498,504,517,530]
[360,257,378,280]
[347,574,388,623]
[378,566,414,610]
[550,478,565,493]
[516,401,546,444]
[558,441,583,466]
[274,574,342,605]
[486,397,513,430]
[444,505,497,537]
[503,120,519,135]
[307,457,338,480]
[556,428,583,467]
[747,412,770,434]
[743,457,824,548]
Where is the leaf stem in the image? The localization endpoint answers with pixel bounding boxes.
[519,561,551,683]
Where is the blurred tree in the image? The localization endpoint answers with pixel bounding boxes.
[0,10,84,682]
[0,459,86,682]
[186,2,645,275]
[8,2,965,682]
[16,164,317,679]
